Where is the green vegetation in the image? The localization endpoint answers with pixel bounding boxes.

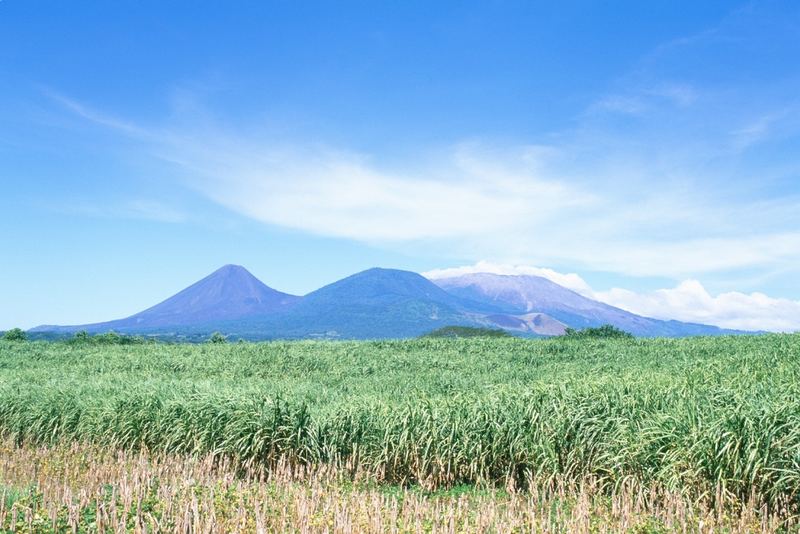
[422,325,512,338]
[0,334,798,516]
[67,330,149,345]
[563,324,634,339]
[1,327,26,342]
[208,331,228,343]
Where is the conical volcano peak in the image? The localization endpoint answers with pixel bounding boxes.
[208,264,257,280]
[215,264,249,273]
[132,265,300,323]
[31,265,301,333]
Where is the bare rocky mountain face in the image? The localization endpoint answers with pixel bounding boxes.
[430,272,736,337]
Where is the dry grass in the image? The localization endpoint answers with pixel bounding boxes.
[1,439,796,533]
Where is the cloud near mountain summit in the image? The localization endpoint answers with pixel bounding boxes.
[425,262,800,332]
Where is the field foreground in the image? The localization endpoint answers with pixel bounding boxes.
[1,335,799,531]
[0,439,792,533]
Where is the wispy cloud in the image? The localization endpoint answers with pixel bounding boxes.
[62,199,188,224]
[125,200,188,223]
[590,82,697,116]
[41,90,151,138]
[161,140,592,242]
[648,83,697,107]
[591,95,649,116]
[44,90,800,280]
[146,138,800,278]
[730,109,795,151]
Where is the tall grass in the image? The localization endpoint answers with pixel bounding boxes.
[1,335,799,515]
[2,439,792,533]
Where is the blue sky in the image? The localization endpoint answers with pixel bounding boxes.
[2,1,800,331]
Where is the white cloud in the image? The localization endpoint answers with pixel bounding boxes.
[157,140,593,242]
[424,262,800,332]
[594,280,800,332]
[72,104,796,280]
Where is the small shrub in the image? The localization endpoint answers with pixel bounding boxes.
[95,331,122,344]
[68,330,145,345]
[2,328,26,342]
[563,324,634,339]
[208,332,228,344]
[72,331,91,343]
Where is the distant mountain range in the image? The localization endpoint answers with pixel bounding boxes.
[31,264,747,339]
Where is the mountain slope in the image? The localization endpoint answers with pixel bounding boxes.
[431,273,740,337]
[226,268,491,339]
[31,265,299,334]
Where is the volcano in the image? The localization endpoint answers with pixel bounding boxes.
[31,264,299,334]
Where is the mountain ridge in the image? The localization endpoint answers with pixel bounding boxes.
[210,268,491,339]
[30,265,750,339]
